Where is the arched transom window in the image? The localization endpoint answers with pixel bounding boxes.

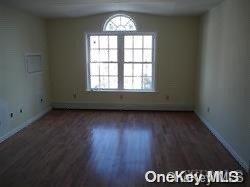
[104,14,136,31]
[86,14,156,91]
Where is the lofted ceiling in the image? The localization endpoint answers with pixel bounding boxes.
[1,0,224,18]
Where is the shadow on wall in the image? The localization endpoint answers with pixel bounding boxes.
[0,99,9,136]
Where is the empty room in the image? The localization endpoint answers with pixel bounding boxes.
[0,0,249,186]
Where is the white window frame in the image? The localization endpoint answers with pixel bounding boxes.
[85,31,157,92]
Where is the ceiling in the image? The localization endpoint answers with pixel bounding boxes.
[1,0,224,18]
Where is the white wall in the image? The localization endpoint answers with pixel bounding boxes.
[196,0,250,170]
[47,13,200,110]
[0,5,51,138]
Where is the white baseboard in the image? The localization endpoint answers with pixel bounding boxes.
[0,106,52,144]
[195,110,249,173]
[52,102,194,111]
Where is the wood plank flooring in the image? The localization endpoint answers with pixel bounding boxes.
[0,110,247,187]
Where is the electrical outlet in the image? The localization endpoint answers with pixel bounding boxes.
[207,107,210,113]
[40,98,43,103]
[165,95,170,101]
[120,95,123,100]
[10,113,14,118]
[20,109,23,113]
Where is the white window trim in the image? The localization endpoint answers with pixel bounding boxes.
[85,31,157,92]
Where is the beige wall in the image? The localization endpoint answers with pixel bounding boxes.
[196,0,249,169]
[0,5,51,138]
[47,13,200,109]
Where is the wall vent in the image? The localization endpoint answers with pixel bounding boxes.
[25,53,42,73]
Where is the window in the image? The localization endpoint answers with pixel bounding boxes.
[89,35,118,89]
[104,14,136,31]
[86,14,156,91]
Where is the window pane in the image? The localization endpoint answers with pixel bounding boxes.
[109,36,117,48]
[90,36,99,49]
[124,63,132,76]
[121,16,130,25]
[124,36,133,49]
[143,64,152,76]
[143,49,152,62]
[99,36,108,48]
[133,77,142,89]
[100,50,108,62]
[144,35,152,48]
[117,25,126,31]
[125,22,136,31]
[109,76,118,89]
[90,49,99,62]
[106,22,116,31]
[124,77,133,89]
[100,63,109,75]
[109,63,118,75]
[143,77,152,89]
[112,16,121,26]
[124,49,133,62]
[91,76,99,89]
[133,64,142,76]
[90,63,99,75]
[134,36,142,48]
[109,49,117,62]
[134,49,142,62]
[100,76,109,88]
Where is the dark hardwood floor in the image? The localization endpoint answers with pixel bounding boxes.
[0,110,247,187]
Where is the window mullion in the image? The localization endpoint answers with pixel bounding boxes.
[152,35,155,90]
[118,34,124,90]
[141,36,144,89]
[98,36,101,88]
[108,36,110,88]
[87,35,91,90]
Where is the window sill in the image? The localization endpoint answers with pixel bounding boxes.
[86,89,157,93]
